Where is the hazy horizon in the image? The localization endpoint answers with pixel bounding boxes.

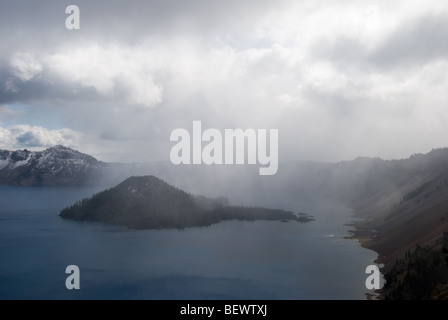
[1,1,448,164]
[2,143,445,166]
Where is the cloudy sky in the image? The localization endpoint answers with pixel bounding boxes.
[1,0,447,163]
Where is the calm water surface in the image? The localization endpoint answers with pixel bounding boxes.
[0,186,379,299]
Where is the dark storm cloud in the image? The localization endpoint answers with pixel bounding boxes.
[370,13,448,69]
[0,0,289,44]
[312,12,448,72]
[0,67,102,105]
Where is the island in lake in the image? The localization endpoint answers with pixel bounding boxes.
[60,175,314,229]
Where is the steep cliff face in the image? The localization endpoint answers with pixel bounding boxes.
[346,149,448,265]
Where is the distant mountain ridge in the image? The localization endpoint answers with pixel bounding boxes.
[59,175,311,229]
[2,145,448,192]
[0,145,106,186]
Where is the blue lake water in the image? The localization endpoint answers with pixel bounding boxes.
[0,186,379,300]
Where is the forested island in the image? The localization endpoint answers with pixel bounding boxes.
[60,175,313,229]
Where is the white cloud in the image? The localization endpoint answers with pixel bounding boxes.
[0,125,84,150]
[46,44,163,108]
[9,52,42,82]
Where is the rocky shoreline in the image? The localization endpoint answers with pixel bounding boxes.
[347,208,448,300]
[344,212,387,300]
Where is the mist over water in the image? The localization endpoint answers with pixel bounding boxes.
[0,186,378,300]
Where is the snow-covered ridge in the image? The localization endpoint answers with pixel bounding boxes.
[0,145,98,170]
[0,149,34,170]
[0,145,106,186]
